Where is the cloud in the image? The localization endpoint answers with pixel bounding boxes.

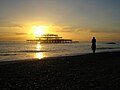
[0,32,28,36]
[49,24,120,34]
[0,32,14,36]
[0,21,23,28]
[89,28,120,33]
[16,33,28,35]
[50,24,90,33]
[61,26,90,32]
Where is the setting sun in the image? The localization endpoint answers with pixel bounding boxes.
[32,26,46,36]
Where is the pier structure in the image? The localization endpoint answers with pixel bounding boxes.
[27,34,73,43]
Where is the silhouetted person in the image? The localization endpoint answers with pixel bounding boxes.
[91,37,96,53]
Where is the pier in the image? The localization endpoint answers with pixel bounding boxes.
[27,34,74,43]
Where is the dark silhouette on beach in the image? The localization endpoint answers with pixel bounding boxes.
[91,37,96,53]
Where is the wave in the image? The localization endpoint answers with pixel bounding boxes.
[0,54,17,56]
[18,50,58,53]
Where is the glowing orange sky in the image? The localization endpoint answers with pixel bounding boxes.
[0,0,120,42]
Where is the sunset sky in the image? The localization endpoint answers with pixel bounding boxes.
[0,0,120,41]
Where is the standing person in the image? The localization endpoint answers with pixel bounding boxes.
[91,37,96,53]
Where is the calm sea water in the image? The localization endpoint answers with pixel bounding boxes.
[0,42,120,61]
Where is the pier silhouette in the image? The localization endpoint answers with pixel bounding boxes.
[27,34,76,43]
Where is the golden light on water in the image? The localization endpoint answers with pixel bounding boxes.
[36,42,42,51]
[35,42,44,59]
[35,52,44,59]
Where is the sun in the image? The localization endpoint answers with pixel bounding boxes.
[32,26,46,36]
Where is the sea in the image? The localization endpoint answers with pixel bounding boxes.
[0,42,120,62]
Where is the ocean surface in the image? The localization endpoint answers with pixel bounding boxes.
[0,42,120,61]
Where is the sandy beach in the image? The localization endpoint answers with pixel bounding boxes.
[0,51,120,89]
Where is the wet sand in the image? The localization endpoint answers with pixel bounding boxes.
[0,51,120,89]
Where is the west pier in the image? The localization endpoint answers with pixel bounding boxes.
[27,34,78,43]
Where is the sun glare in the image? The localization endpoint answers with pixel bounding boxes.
[32,26,46,36]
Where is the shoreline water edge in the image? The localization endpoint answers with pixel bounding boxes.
[0,42,120,62]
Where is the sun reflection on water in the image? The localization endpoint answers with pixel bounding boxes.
[35,52,44,59]
[35,42,45,59]
[36,42,42,51]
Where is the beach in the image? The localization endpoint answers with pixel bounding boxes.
[0,51,120,89]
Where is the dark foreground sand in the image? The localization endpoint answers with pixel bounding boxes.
[0,51,120,90]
